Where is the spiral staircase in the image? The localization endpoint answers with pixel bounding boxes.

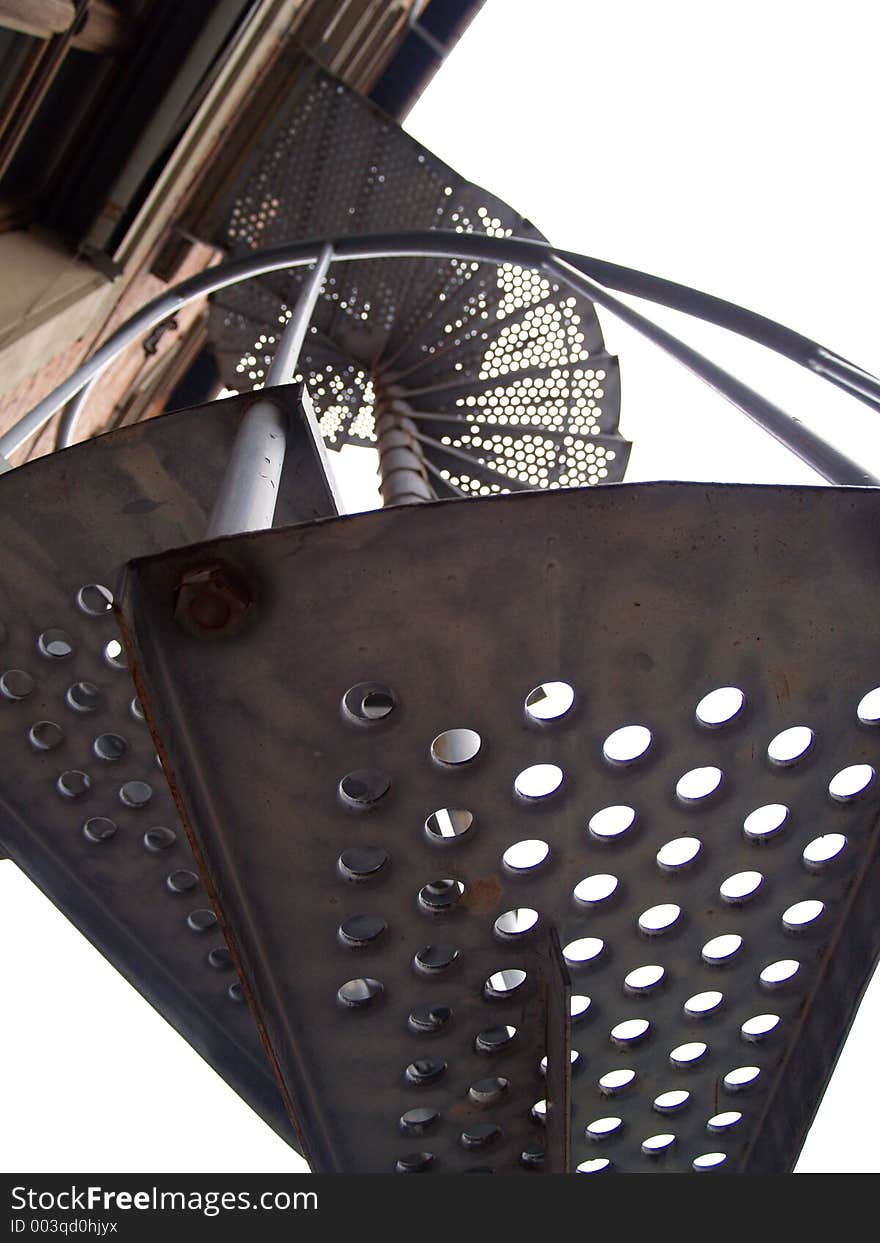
[2,66,880,1176]
[205,68,630,501]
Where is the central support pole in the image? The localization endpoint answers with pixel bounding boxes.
[206,245,334,539]
[375,394,434,506]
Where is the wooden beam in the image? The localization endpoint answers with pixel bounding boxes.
[71,1,132,54]
[0,0,75,40]
[0,1,131,52]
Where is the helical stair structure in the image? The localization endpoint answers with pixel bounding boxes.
[2,65,880,1176]
[205,69,630,504]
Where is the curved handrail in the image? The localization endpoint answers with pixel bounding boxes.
[558,251,880,414]
[547,254,873,488]
[1,231,877,485]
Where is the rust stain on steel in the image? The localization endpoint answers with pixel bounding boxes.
[114,600,312,1162]
[770,666,792,705]
[464,875,503,914]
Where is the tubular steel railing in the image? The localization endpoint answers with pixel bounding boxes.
[2,232,879,499]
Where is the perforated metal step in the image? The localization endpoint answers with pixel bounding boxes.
[0,391,338,1156]
[205,66,630,498]
[120,484,880,1172]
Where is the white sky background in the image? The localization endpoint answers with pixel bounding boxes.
[2,0,879,1174]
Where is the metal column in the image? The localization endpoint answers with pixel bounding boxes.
[376,398,434,506]
[206,244,334,539]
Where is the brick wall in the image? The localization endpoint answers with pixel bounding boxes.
[3,240,218,466]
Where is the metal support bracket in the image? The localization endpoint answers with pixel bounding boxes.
[206,381,341,540]
[0,387,337,1155]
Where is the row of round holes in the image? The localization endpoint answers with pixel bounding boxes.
[29,726,131,759]
[0,591,248,1004]
[56,774,155,805]
[342,801,848,878]
[577,1150,728,1173]
[339,679,880,763]
[340,955,795,1023]
[74,799,245,1001]
[332,881,549,941]
[339,761,874,825]
[81,819,176,850]
[337,963,532,1010]
[573,983,779,1042]
[74,826,243,1002]
[506,866,827,924]
[340,756,873,813]
[0,585,117,705]
[1,657,129,704]
[188,906,245,1006]
[561,928,803,983]
[338,881,823,947]
[2,668,135,717]
[12,588,115,656]
[343,680,880,733]
[395,1146,595,1173]
[2,633,125,670]
[584,1089,757,1142]
[501,819,847,872]
[342,935,782,1033]
[510,755,872,802]
[9,645,880,737]
[425,729,817,779]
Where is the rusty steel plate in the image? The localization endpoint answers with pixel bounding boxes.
[0,389,337,1155]
[120,483,880,1172]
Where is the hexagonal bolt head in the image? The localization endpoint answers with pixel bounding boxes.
[173,565,252,638]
